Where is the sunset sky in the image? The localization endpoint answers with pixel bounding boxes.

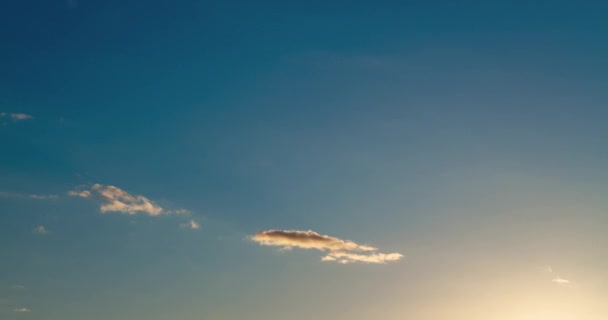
[1,1,607,319]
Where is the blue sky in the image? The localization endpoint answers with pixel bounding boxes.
[1,1,607,319]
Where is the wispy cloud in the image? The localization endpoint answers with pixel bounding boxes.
[0,112,33,121]
[14,308,30,313]
[0,192,58,200]
[29,194,58,200]
[552,277,570,284]
[34,225,48,235]
[10,113,32,121]
[539,265,572,284]
[251,229,403,264]
[169,208,191,215]
[69,184,164,216]
[67,190,91,198]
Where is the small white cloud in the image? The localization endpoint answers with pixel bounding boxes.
[189,220,200,229]
[552,277,570,284]
[34,225,48,235]
[539,265,553,273]
[251,229,403,265]
[181,220,200,230]
[14,308,31,313]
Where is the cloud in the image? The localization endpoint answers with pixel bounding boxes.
[69,184,163,216]
[67,190,91,198]
[14,308,30,313]
[169,208,191,215]
[552,277,570,284]
[34,225,47,235]
[322,251,404,264]
[252,230,377,252]
[539,266,571,284]
[251,229,403,264]
[29,194,58,200]
[10,113,33,121]
[182,220,200,230]
[1,112,33,121]
[0,192,57,200]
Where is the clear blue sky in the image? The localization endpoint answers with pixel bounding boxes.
[1,1,607,319]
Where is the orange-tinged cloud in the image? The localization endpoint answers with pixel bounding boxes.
[251,229,403,264]
[69,184,163,216]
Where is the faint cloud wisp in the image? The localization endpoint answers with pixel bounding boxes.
[67,189,91,198]
[1,112,33,122]
[0,192,58,200]
[34,225,48,235]
[552,277,570,284]
[539,265,572,285]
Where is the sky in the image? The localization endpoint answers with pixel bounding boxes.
[1,1,607,319]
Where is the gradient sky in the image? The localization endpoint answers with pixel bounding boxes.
[1,1,607,319]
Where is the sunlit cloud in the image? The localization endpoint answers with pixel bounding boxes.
[69,184,164,216]
[14,308,30,313]
[181,220,200,230]
[539,266,571,284]
[552,277,570,284]
[34,225,48,235]
[251,229,403,264]
[67,190,91,198]
[322,251,404,264]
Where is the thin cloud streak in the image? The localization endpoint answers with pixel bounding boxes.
[552,277,570,284]
[67,190,91,198]
[251,229,403,264]
[0,112,33,121]
[10,113,33,120]
[14,308,30,313]
[0,192,58,200]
